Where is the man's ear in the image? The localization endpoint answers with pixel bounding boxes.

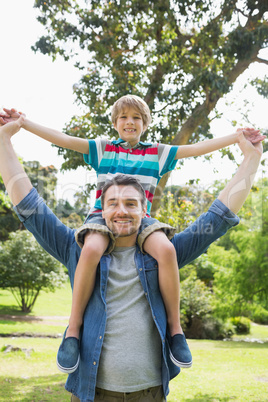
[142,206,147,218]
[102,210,105,219]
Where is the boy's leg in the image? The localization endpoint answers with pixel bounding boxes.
[57,231,109,374]
[67,231,109,339]
[143,230,182,336]
[143,230,192,368]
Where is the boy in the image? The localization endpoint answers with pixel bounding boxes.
[0,96,264,375]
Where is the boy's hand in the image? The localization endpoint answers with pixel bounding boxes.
[0,108,25,126]
[0,115,25,139]
[236,127,266,144]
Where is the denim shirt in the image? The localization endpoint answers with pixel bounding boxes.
[14,188,239,402]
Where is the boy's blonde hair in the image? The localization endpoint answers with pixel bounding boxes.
[111,94,152,131]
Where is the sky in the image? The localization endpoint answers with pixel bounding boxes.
[1,0,267,204]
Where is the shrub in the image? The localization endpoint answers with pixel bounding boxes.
[249,305,268,325]
[230,317,251,334]
[184,316,234,340]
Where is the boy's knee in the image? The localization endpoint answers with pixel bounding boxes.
[82,231,109,256]
[159,240,176,259]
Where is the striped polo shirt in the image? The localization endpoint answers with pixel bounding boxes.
[84,138,178,216]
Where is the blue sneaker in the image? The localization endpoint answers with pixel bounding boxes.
[167,333,192,368]
[56,326,80,374]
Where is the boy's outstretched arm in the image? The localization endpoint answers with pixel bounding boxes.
[175,127,266,159]
[217,136,263,214]
[0,108,89,154]
[0,117,33,205]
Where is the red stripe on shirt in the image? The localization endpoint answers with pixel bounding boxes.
[105,144,158,155]
[145,190,154,203]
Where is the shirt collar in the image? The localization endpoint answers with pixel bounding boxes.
[111,138,152,148]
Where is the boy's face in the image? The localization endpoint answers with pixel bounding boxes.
[113,107,144,147]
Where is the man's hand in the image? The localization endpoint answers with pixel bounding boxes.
[0,115,25,139]
[238,130,263,158]
[0,108,25,126]
[236,127,266,144]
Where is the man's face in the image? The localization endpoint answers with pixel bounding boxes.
[102,185,146,245]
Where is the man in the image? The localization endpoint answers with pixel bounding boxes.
[0,117,263,402]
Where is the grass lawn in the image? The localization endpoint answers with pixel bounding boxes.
[0,283,72,317]
[0,286,267,401]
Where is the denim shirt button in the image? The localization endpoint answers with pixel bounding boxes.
[139,268,142,271]
[99,336,102,339]
[93,361,97,366]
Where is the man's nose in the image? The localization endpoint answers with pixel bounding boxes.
[115,202,128,215]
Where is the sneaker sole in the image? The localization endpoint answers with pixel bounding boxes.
[169,350,192,368]
[56,355,80,374]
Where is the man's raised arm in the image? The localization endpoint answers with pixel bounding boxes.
[0,117,33,205]
[218,133,263,214]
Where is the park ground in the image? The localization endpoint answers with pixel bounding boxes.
[0,285,267,402]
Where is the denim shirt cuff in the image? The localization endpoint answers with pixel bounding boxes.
[13,187,43,222]
[209,199,240,227]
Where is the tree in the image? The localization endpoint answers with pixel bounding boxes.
[32,0,268,212]
[0,231,67,312]
[0,176,21,241]
[55,198,84,228]
[0,160,59,240]
[24,161,58,211]
[209,178,268,318]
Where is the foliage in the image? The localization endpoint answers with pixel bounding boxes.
[0,174,21,241]
[156,190,195,232]
[209,178,268,319]
[23,161,58,211]
[0,231,67,313]
[55,199,85,228]
[249,304,268,325]
[180,271,212,327]
[32,0,268,212]
[61,212,84,229]
[229,316,251,335]
[180,270,233,339]
[0,160,59,241]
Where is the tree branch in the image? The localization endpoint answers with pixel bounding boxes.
[254,57,268,65]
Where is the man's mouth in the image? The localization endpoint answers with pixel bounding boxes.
[114,219,132,224]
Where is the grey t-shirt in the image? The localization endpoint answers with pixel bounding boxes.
[96,246,162,392]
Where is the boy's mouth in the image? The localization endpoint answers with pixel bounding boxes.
[124,128,136,132]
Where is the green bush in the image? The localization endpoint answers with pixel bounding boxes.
[250,305,268,325]
[184,316,234,340]
[230,317,251,334]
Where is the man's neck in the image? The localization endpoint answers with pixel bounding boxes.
[114,233,138,248]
